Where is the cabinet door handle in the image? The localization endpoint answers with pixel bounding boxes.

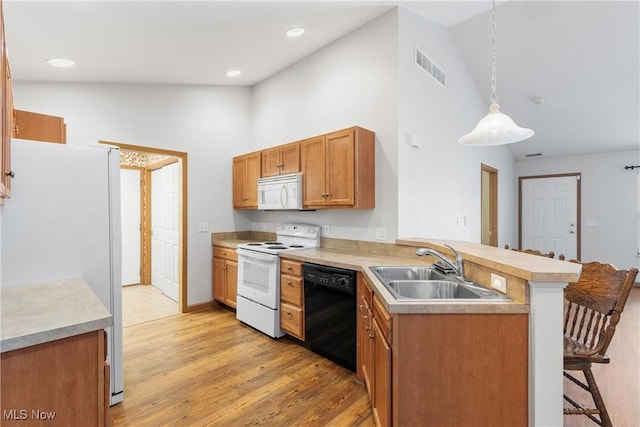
[358,304,368,318]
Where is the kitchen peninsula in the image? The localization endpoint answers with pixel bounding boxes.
[0,278,112,426]
[213,233,581,426]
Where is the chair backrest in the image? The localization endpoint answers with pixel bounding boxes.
[564,261,638,357]
[504,244,555,259]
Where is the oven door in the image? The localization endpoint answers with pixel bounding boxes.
[236,248,279,308]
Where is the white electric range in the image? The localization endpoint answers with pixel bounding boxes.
[236,223,320,338]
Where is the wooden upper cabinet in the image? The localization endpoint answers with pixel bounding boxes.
[232,151,261,209]
[13,109,66,144]
[261,142,300,177]
[300,136,326,206]
[301,126,375,209]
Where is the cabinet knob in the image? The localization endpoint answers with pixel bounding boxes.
[5,170,15,179]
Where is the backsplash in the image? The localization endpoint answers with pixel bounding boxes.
[211,231,418,259]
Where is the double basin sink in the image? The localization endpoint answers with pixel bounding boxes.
[369,266,511,302]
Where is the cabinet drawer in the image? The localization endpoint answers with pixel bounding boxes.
[213,245,238,261]
[281,274,303,306]
[280,259,302,277]
[373,295,392,344]
[281,302,304,340]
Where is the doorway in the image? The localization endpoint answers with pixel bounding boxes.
[102,140,188,315]
[519,174,581,260]
[481,164,498,246]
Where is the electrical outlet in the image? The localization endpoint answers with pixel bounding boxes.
[375,227,387,241]
[322,226,330,236]
[198,222,209,233]
[491,273,507,293]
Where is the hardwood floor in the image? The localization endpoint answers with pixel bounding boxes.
[110,304,374,426]
[112,288,639,426]
[563,286,640,427]
[122,284,178,327]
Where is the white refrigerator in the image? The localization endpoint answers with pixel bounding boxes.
[1,139,124,405]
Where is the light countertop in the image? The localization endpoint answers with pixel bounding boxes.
[397,238,582,283]
[213,236,536,314]
[278,247,530,314]
[1,278,112,353]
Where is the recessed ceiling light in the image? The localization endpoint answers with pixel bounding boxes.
[225,70,242,78]
[45,58,75,68]
[285,27,305,38]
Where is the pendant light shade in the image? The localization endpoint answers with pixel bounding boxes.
[459,103,534,146]
[459,0,534,146]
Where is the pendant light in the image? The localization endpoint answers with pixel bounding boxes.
[459,0,534,146]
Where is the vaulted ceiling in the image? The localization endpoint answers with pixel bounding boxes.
[3,1,638,160]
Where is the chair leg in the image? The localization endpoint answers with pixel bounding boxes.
[583,367,612,427]
[564,368,613,427]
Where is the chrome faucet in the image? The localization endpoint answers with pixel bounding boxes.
[416,244,469,282]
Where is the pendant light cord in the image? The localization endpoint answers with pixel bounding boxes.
[490,0,498,105]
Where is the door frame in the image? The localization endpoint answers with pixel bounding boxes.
[481,164,498,247]
[518,173,581,260]
[120,165,144,286]
[101,140,188,313]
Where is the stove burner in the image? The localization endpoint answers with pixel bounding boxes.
[247,243,263,246]
[264,241,281,245]
[267,246,287,250]
[289,245,304,248]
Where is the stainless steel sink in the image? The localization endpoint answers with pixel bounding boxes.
[389,280,481,300]
[369,266,511,302]
[369,266,449,281]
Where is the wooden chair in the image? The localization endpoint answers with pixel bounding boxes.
[504,244,555,259]
[563,261,638,426]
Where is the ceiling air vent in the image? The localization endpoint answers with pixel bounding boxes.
[415,46,445,87]
[525,153,542,157]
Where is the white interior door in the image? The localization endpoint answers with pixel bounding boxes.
[151,161,180,301]
[521,175,578,260]
[121,169,141,286]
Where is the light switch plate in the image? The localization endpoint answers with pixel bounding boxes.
[491,273,507,293]
[198,222,208,232]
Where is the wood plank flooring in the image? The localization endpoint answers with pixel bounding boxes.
[112,288,639,426]
[110,305,374,426]
[563,286,639,427]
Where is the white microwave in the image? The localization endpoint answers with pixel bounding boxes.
[258,173,303,210]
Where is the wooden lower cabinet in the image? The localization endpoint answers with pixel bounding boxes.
[357,272,529,427]
[0,329,109,426]
[357,274,391,426]
[212,245,238,308]
[279,258,304,340]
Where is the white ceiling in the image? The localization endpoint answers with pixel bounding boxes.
[3,1,639,160]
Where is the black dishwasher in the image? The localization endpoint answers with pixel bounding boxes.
[303,262,356,371]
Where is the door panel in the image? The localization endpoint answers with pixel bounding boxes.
[120,168,141,286]
[521,175,578,260]
[151,162,180,301]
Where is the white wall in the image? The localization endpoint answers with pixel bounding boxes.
[396,8,516,246]
[247,9,400,242]
[516,149,640,270]
[11,81,253,305]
